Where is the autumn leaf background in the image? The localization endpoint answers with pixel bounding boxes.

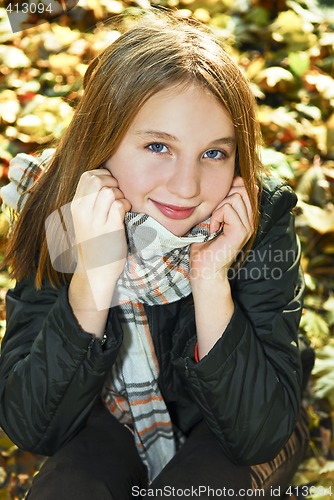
[0,0,333,498]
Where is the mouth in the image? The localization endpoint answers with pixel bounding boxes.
[150,199,197,220]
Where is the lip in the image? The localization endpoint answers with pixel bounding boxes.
[150,199,197,220]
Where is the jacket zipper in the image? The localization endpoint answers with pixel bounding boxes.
[185,358,190,378]
[87,332,108,358]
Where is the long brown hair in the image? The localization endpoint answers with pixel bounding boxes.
[5,11,263,288]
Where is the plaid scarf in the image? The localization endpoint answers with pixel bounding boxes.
[102,213,217,481]
[0,150,54,215]
[1,152,219,481]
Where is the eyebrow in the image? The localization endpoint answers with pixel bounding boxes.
[134,130,180,142]
[134,130,236,147]
[210,137,236,148]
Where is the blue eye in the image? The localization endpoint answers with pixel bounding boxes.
[148,143,168,153]
[203,149,226,160]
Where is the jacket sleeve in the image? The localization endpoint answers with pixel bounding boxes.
[172,182,305,464]
[0,277,123,455]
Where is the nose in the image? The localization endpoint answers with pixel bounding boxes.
[166,158,200,200]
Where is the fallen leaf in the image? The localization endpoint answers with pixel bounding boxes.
[49,53,81,74]
[0,46,30,68]
[257,66,294,88]
[297,201,334,234]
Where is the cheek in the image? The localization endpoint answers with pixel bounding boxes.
[104,158,119,178]
[118,177,135,200]
[105,157,132,192]
[205,171,234,203]
[117,175,149,207]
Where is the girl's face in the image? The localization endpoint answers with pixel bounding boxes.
[106,83,236,236]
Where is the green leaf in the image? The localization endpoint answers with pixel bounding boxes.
[245,7,270,27]
[260,149,295,179]
[300,309,329,343]
[323,295,334,313]
[288,52,310,77]
[303,272,318,291]
[312,345,334,405]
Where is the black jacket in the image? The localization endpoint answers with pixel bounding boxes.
[0,178,304,465]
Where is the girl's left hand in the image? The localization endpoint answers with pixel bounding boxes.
[190,176,256,283]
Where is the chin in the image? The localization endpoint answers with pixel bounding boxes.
[141,204,201,236]
[162,220,195,237]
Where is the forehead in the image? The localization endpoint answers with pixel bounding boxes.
[128,82,235,139]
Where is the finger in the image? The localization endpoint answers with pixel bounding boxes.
[210,201,240,234]
[211,193,251,234]
[75,170,119,197]
[71,183,126,227]
[93,187,116,222]
[93,186,125,210]
[226,191,252,229]
[94,185,131,220]
[223,187,253,227]
[73,176,121,213]
[231,175,244,188]
[115,198,132,218]
[107,198,132,227]
[210,212,223,234]
[213,203,252,245]
[210,203,242,237]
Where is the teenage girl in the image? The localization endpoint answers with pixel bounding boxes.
[0,12,309,499]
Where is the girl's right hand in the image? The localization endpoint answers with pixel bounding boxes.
[70,169,131,310]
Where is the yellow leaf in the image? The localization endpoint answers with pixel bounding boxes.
[193,8,211,23]
[246,57,266,81]
[49,54,81,75]
[272,10,312,35]
[0,46,30,68]
[319,460,334,475]
[16,115,43,136]
[0,91,20,124]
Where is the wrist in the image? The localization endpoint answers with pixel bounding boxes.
[191,269,230,296]
[69,269,117,312]
[69,275,114,337]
